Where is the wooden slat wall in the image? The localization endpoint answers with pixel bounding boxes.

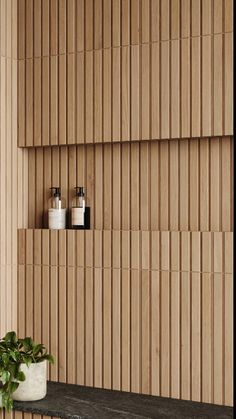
[0,0,28,336]
[18,229,233,405]
[25,137,233,231]
[17,0,233,147]
[0,411,53,419]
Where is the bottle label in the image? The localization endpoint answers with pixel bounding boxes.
[48,208,66,229]
[72,207,84,226]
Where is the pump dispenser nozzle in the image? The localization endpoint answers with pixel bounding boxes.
[74,186,85,197]
[50,187,61,197]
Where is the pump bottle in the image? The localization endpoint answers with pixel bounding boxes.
[48,187,66,229]
[71,186,90,229]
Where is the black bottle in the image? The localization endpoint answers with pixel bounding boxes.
[71,186,90,229]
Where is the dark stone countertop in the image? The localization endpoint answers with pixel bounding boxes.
[13,381,233,419]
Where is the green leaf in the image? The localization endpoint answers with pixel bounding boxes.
[0,370,11,384]
[33,343,44,356]
[40,354,54,364]
[22,354,32,367]
[8,381,19,393]
[3,331,17,345]
[2,353,9,365]
[16,371,25,382]
[22,337,34,352]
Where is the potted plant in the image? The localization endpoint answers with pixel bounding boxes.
[0,331,54,411]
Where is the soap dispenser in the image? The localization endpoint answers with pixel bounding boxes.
[71,186,90,229]
[48,187,66,229]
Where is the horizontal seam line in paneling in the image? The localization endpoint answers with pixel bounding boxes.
[17,134,234,149]
[16,263,232,275]
[14,31,234,60]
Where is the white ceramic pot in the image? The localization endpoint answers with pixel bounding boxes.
[12,360,47,401]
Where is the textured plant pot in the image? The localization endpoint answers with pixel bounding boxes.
[12,361,47,401]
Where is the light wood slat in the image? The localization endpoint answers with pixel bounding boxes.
[50,0,58,55]
[121,231,130,269]
[77,0,84,52]
[181,0,190,38]
[113,230,121,269]
[199,138,210,230]
[103,268,112,388]
[85,51,93,143]
[25,265,33,336]
[169,140,179,230]
[213,232,223,273]
[140,142,150,229]
[131,269,141,392]
[94,0,102,49]
[59,55,67,145]
[121,143,130,229]
[202,232,212,273]
[224,33,233,135]
[58,0,66,54]
[25,0,33,58]
[103,230,112,268]
[210,138,220,230]
[34,0,42,57]
[189,139,199,230]
[103,144,112,228]
[224,232,233,274]
[26,59,33,146]
[151,42,159,140]
[141,270,150,394]
[58,266,67,382]
[94,268,102,387]
[202,0,212,35]
[33,265,42,343]
[42,57,50,146]
[85,0,93,51]
[103,49,112,142]
[121,46,130,141]
[103,0,111,48]
[170,271,180,398]
[85,267,94,386]
[214,0,223,34]
[213,273,223,404]
[42,0,49,56]
[160,41,169,138]
[141,44,150,140]
[112,268,121,390]
[201,36,212,136]
[18,60,25,146]
[160,141,169,230]
[179,140,189,230]
[77,267,85,385]
[18,265,26,337]
[131,0,140,44]
[202,273,213,403]
[160,271,170,397]
[150,141,159,229]
[50,56,58,145]
[191,38,201,137]
[181,38,190,138]
[112,0,121,47]
[66,266,77,384]
[76,52,85,143]
[151,270,160,395]
[94,50,103,143]
[213,35,223,136]
[191,0,200,37]
[95,145,103,229]
[112,143,121,229]
[161,231,170,271]
[67,0,75,53]
[33,229,42,265]
[122,0,130,45]
[181,271,191,400]
[50,265,59,381]
[224,273,233,405]
[112,47,121,141]
[160,0,169,40]
[224,0,233,32]
[191,272,201,401]
[130,142,140,229]
[171,40,180,138]
[67,55,76,145]
[121,269,130,391]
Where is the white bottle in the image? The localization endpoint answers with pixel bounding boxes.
[48,187,66,229]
